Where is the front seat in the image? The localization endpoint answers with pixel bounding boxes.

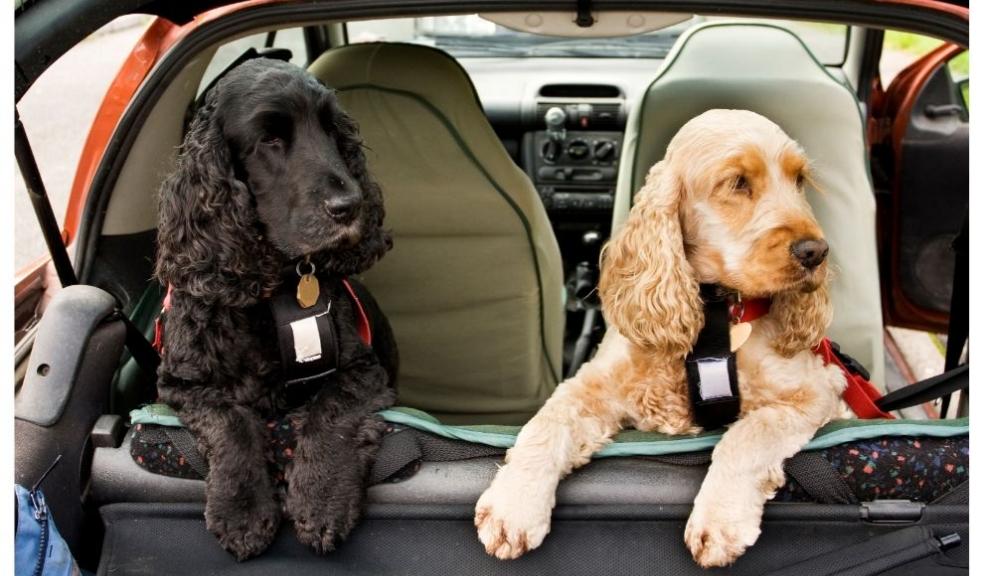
[614,22,885,387]
[308,43,564,424]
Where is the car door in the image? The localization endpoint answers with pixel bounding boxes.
[869,41,968,335]
[870,43,970,332]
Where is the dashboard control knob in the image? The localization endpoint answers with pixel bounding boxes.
[545,106,567,131]
[541,139,560,163]
[593,140,616,161]
[567,139,590,160]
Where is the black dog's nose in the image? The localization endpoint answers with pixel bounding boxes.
[791,238,829,269]
[324,195,360,222]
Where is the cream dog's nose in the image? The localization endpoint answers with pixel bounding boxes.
[791,238,829,269]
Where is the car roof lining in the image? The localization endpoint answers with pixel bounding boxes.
[16,1,969,102]
[479,11,695,37]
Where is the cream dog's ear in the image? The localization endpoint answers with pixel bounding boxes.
[770,281,833,357]
[600,161,703,357]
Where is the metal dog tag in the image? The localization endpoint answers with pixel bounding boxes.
[297,273,319,309]
[729,322,752,352]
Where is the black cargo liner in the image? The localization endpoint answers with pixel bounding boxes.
[98,502,968,576]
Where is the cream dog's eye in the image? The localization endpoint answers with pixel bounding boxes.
[733,175,750,194]
[796,173,806,188]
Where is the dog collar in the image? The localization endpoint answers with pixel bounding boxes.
[729,296,771,323]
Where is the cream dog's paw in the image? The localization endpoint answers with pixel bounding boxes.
[474,471,553,560]
[684,498,761,568]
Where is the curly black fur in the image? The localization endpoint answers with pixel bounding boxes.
[155,58,396,560]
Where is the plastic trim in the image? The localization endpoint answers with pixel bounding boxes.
[16,285,117,427]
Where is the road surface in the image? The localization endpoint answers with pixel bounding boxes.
[15,17,150,271]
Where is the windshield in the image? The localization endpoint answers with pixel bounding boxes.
[346,15,849,65]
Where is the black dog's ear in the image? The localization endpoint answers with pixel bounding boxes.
[324,98,393,275]
[155,94,280,306]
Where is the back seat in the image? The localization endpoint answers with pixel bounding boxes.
[91,26,963,509]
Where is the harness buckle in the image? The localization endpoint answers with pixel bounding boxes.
[829,340,871,381]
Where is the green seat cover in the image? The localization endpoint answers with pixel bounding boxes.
[308,44,565,424]
[131,403,968,459]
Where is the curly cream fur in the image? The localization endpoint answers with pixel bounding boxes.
[599,162,703,358]
[770,286,833,356]
[475,109,850,568]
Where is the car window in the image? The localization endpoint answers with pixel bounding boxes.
[197,27,308,97]
[346,14,849,65]
[948,51,969,109]
[14,15,153,272]
[880,30,945,84]
[880,31,968,109]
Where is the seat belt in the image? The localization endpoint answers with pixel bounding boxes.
[939,212,968,417]
[17,108,161,380]
[117,312,161,377]
[876,364,968,413]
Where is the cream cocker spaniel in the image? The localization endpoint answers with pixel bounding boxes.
[475,109,852,567]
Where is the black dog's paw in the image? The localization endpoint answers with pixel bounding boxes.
[291,507,360,554]
[205,492,282,561]
[286,474,364,554]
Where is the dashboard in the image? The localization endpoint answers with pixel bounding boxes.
[460,57,665,280]
[456,57,670,362]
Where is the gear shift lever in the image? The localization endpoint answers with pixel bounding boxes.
[573,231,602,305]
[542,106,567,162]
[567,230,604,377]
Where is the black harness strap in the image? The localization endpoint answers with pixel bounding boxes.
[162,427,210,478]
[269,282,340,407]
[783,451,858,504]
[686,284,741,430]
[370,427,505,485]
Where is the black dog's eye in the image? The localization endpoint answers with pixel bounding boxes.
[259,112,292,146]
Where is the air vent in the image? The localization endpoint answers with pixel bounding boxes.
[539,84,621,98]
[591,103,621,128]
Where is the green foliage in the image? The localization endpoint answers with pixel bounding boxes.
[884,31,969,109]
[948,51,969,79]
[883,30,944,54]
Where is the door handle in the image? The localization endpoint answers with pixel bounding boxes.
[924,104,964,118]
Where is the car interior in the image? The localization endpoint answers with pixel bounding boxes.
[13,5,970,574]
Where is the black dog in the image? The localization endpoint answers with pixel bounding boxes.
[155,58,397,560]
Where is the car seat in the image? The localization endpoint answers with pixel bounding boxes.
[613,21,886,387]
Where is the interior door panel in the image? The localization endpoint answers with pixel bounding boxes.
[872,43,968,332]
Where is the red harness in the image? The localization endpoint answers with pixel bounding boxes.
[153,278,372,354]
[732,298,894,420]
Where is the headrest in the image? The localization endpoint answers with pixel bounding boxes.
[621,22,862,198]
[308,42,485,132]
